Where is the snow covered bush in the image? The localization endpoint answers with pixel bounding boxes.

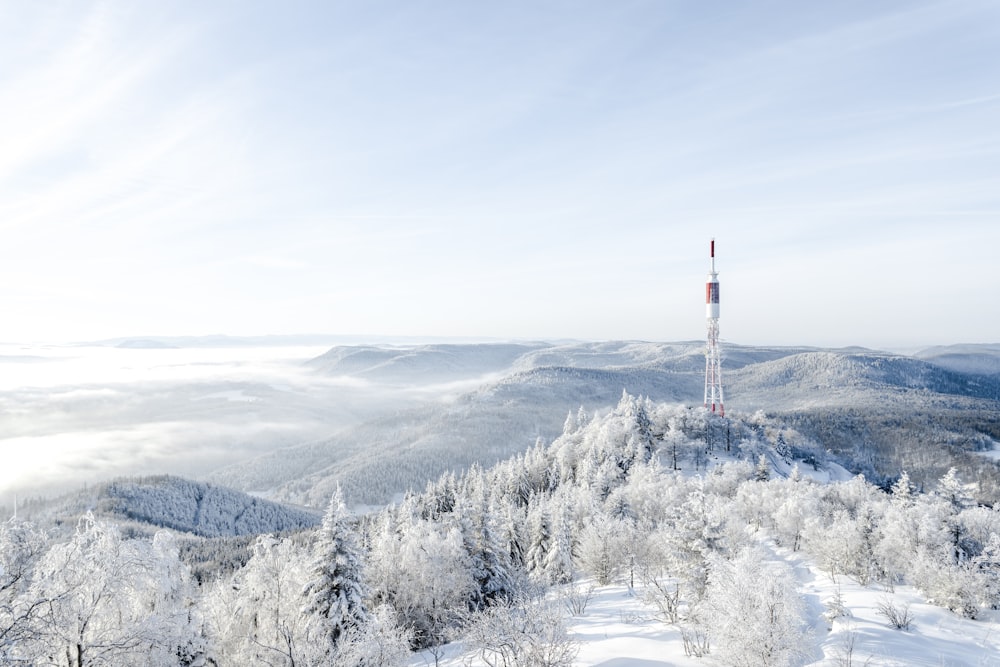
[463,594,578,667]
[329,604,411,667]
[875,595,913,630]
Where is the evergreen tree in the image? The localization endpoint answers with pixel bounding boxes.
[302,487,369,647]
[524,501,554,581]
[543,498,575,585]
[753,454,770,482]
[890,470,915,506]
[562,409,578,435]
[452,492,515,611]
[499,503,528,571]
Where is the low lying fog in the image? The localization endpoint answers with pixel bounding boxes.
[0,343,442,501]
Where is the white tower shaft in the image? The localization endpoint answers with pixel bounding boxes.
[704,239,725,416]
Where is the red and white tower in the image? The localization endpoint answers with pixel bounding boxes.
[704,239,725,416]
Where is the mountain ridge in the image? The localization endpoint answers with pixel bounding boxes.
[203,341,1000,507]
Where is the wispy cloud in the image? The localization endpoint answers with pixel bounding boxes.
[0,0,998,344]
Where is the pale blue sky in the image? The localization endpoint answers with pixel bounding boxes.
[1,0,997,348]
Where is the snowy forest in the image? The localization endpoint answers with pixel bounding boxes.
[3,392,1000,666]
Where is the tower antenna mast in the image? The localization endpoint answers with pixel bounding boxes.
[704,239,725,416]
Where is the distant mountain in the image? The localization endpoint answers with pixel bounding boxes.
[728,350,1000,410]
[914,343,1000,376]
[307,342,547,383]
[114,338,180,349]
[210,342,707,506]
[205,340,1000,508]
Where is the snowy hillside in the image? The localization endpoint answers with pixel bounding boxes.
[4,339,997,510]
[9,476,320,539]
[206,340,1000,508]
[99,476,321,537]
[728,350,1000,409]
[418,560,1000,667]
[5,391,997,666]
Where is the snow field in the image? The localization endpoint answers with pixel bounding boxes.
[412,538,1000,667]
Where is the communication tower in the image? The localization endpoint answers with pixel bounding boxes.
[704,239,725,416]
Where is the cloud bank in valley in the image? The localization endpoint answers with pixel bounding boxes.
[0,344,420,500]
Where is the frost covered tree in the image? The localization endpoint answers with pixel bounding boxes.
[542,496,575,586]
[329,604,412,667]
[700,547,808,667]
[369,518,474,648]
[0,519,48,656]
[575,509,623,586]
[802,475,886,585]
[204,535,319,666]
[772,476,817,552]
[661,479,730,600]
[18,514,199,666]
[451,491,517,611]
[875,472,922,587]
[617,392,656,475]
[463,594,578,667]
[562,409,579,436]
[523,501,553,581]
[302,487,369,649]
[753,454,770,482]
[933,468,976,563]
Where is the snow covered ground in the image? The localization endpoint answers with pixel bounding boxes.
[411,538,1000,667]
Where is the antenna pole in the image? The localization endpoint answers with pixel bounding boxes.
[704,239,725,416]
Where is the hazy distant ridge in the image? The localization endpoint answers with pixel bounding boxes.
[207,340,1000,507]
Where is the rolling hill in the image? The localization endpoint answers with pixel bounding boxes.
[206,340,1000,508]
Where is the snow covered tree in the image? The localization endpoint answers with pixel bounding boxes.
[617,392,656,475]
[451,492,517,611]
[700,547,808,667]
[772,477,817,552]
[498,502,528,571]
[203,535,318,666]
[661,479,730,600]
[542,498,575,585]
[754,453,770,482]
[933,468,976,563]
[302,487,369,648]
[19,514,198,666]
[329,604,412,667]
[802,475,886,585]
[371,519,474,648]
[875,475,922,587]
[524,501,554,582]
[0,519,48,657]
[562,409,579,436]
[575,510,623,586]
[890,470,915,505]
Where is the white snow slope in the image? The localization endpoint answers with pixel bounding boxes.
[412,539,1000,667]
